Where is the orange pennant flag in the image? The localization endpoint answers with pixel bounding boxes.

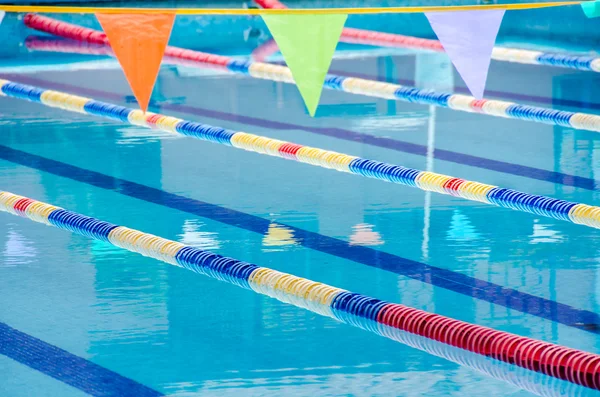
[96,13,175,113]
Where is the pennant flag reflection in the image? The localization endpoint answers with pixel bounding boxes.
[425,10,505,99]
[263,223,298,247]
[262,14,347,117]
[96,13,175,113]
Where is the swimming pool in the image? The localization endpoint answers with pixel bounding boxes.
[2,3,600,396]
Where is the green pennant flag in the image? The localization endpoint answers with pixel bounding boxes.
[582,0,600,18]
[262,14,347,117]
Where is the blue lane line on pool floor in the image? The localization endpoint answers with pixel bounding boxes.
[5,73,598,192]
[0,322,163,397]
[1,144,598,333]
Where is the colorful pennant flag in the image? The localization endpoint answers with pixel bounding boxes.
[0,11,5,26]
[582,0,600,17]
[96,13,175,113]
[425,10,505,99]
[261,14,347,117]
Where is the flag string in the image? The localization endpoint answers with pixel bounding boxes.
[0,2,585,15]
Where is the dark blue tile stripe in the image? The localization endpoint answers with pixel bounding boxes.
[1,145,598,333]
[0,322,163,397]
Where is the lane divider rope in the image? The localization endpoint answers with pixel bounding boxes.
[1,190,599,391]
[254,0,600,73]
[379,323,589,397]
[3,77,600,230]
[23,14,600,134]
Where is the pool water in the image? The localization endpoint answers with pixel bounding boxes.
[2,4,600,397]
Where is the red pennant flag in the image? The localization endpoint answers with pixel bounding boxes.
[96,13,175,113]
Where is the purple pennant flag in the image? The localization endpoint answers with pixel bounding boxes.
[425,10,505,99]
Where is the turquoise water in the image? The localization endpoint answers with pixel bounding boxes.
[2,8,600,397]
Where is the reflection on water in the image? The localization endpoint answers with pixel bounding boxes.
[262,223,299,250]
[164,371,456,397]
[352,113,429,133]
[446,210,480,242]
[530,220,563,244]
[349,223,384,246]
[116,127,183,146]
[2,228,36,267]
[90,238,123,257]
[178,219,221,251]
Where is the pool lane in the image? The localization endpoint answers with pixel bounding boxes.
[0,144,598,333]
[3,73,598,192]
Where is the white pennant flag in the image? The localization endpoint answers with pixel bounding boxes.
[425,10,505,99]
